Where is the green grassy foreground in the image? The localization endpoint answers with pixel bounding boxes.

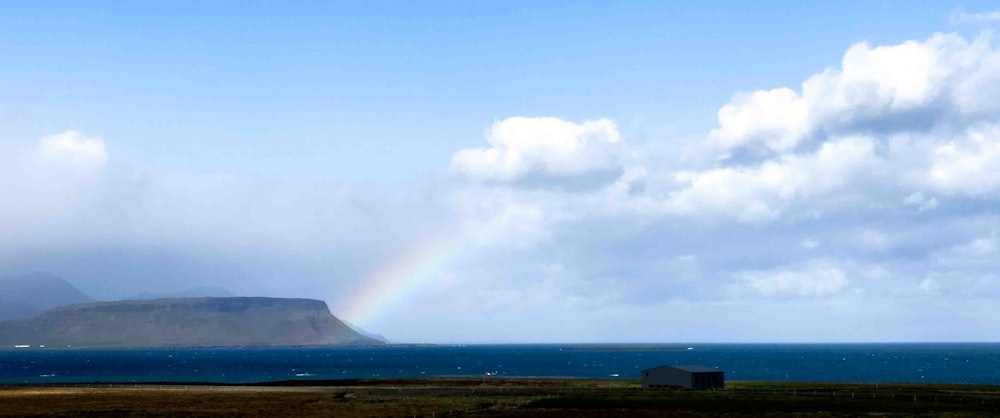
[2,378,1000,417]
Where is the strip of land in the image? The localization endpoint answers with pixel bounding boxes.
[559,344,691,351]
[3,378,1000,417]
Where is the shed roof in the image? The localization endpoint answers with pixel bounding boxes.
[643,365,720,373]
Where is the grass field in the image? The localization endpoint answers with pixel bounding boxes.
[2,378,1000,417]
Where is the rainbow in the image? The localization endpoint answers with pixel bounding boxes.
[340,227,465,327]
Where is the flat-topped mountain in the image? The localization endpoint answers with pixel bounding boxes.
[0,297,380,348]
[127,286,235,300]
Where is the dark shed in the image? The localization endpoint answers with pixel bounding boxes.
[641,365,724,389]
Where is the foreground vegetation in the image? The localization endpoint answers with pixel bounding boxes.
[2,378,1000,417]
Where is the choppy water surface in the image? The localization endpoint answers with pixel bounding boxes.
[1,343,999,384]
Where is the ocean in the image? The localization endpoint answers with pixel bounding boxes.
[1,343,999,385]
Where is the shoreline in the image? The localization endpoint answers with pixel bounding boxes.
[3,376,998,388]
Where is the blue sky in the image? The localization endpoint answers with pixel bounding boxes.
[3,2,1000,342]
[3,1,981,183]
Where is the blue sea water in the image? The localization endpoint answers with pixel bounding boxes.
[1,343,999,385]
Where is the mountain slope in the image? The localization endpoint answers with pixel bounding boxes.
[0,272,94,320]
[0,297,381,348]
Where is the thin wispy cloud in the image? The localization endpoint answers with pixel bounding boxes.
[950,9,1000,24]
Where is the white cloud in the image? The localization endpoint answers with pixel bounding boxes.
[889,277,942,297]
[0,129,457,302]
[822,38,946,111]
[926,123,1000,195]
[933,236,998,264]
[951,9,1000,24]
[413,31,1000,340]
[919,278,940,292]
[36,130,108,167]
[451,187,553,249]
[902,191,938,211]
[735,261,849,298]
[861,229,890,252]
[664,136,876,222]
[801,239,820,249]
[657,32,1000,226]
[0,131,113,232]
[709,87,810,153]
[708,33,1000,155]
[451,117,623,181]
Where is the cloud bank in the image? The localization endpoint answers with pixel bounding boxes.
[431,31,1000,342]
[6,30,1000,342]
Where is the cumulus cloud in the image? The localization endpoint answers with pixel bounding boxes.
[926,122,1000,195]
[654,32,1000,224]
[664,136,877,222]
[376,30,1000,341]
[450,117,623,182]
[408,30,1000,340]
[709,87,811,153]
[708,33,1000,156]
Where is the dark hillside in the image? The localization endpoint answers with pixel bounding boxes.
[0,272,93,320]
[0,297,380,348]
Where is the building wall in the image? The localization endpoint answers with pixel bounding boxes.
[641,367,724,389]
[641,367,692,388]
[691,371,725,389]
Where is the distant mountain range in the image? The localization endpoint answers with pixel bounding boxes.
[0,272,237,320]
[0,272,94,320]
[0,272,384,348]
